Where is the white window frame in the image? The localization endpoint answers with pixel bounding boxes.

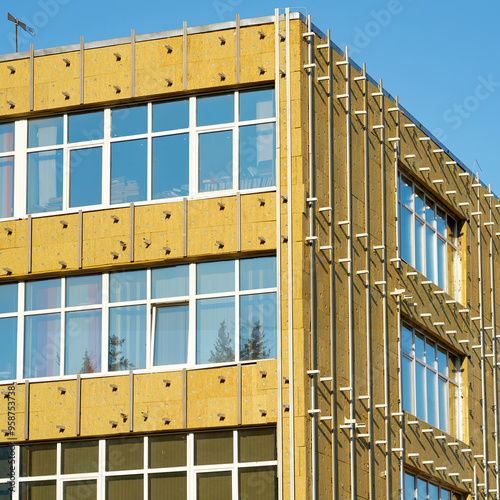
[1,88,276,221]
[0,428,278,499]
[403,470,461,500]
[0,121,16,220]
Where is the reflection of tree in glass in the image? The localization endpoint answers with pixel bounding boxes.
[208,320,234,363]
[241,320,270,361]
[108,335,134,371]
[80,349,97,374]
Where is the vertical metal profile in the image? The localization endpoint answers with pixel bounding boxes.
[488,191,500,497]
[476,187,489,493]
[378,78,392,497]
[237,363,242,425]
[76,374,81,436]
[183,21,187,90]
[362,63,374,500]
[182,368,187,428]
[129,370,134,432]
[274,9,283,500]
[130,203,135,262]
[343,45,357,500]
[24,380,29,440]
[131,29,136,98]
[236,192,241,252]
[80,36,84,105]
[236,14,241,84]
[29,44,34,111]
[78,210,83,269]
[183,197,188,257]
[285,8,295,500]
[27,215,32,274]
[327,29,338,500]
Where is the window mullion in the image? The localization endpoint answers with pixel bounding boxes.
[188,263,197,366]
[102,109,112,206]
[60,278,66,376]
[190,96,197,196]
[14,119,27,218]
[17,281,25,381]
[147,102,152,201]
[102,273,110,374]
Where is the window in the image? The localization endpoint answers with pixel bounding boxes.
[0,428,277,499]
[0,256,277,382]
[398,173,457,292]
[401,321,460,435]
[403,472,461,499]
[3,89,276,219]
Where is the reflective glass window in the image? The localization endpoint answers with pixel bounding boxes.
[0,283,17,314]
[28,117,63,147]
[199,131,233,192]
[68,111,104,143]
[26,279,61,311]
[240,256,276,290]
[0,123,14,153]
[110,270,146,302]
[240,89,275,121]
[152,265,189,299]
[70,147,102,207]
[153,100,189,132]
[66,275,102,307]
[111,106,147,137]
[154,306,188,366]
[0,156,14,218]
[0,318,16,380]
[27,150,63,213]
[197,94,234,126]
[197,261,234,294]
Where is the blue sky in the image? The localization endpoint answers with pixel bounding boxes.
[2,1,499,193]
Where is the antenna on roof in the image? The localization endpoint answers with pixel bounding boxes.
[7,13,35,53]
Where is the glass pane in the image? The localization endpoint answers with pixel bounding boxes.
[68,111,104,143]
[197,94,234,126]
[20,481,56,499]
[437,348,447,375]
[153,100,189,132]
[0,156,14,218]
[149,434,187,468]
[404,472,415,500]
[416,478,427,500]
[427,368,437,426]
[0,283,17,313]
[401,207,412,265]
[65,310,102,375]
[106,438,144,471]
[27,150,63,213]
[111,106,147,137]
[26,279,61,311]
[149,472,187,500]
[239,428,276,462]
[109,305,146,371]
[438,377,447,432]
[437,238,446,290]
[449,383,457,435]
[0,484,11,499]
[106,475,143,500]
[415,220,424,274]
[401,324,413,354]
[0,446,11,478]
[110,270,147,302]
[70,147,102,207]
[20,444,56,476]
[400,176,412,207]
[240,89,275,121]
[199,131,233,192]
[196,297,235,364]
[426,226,436,282]
[197,261,234,294]
[154,306,188,366]
[240,293,277,361]
[111,139,147,204]
[426,339,436,367]
[239,467,277,500]
[63,480,97,500]
[24,314,60,378]
[66,275,102,307]
[28,116,63,147]
[239,123,275,189]
[416,362,426,421]
[194,431,232,465]
[402,356,413,414]
[0,122,14,152]
[61,440,99,474]
[415,333,424,361]
[428,483,439,500]
[0,318,16,380]
[240,256,276,290]
[425,199,435,224]
[152,134,189,199]
[415,189,424,219]
[437,209,446,236]
[152,265,189,299]
[197,472,231,500]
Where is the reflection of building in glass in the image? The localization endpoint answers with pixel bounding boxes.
[0,10,495,499]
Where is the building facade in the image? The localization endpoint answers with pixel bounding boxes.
[0,9,497,499]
